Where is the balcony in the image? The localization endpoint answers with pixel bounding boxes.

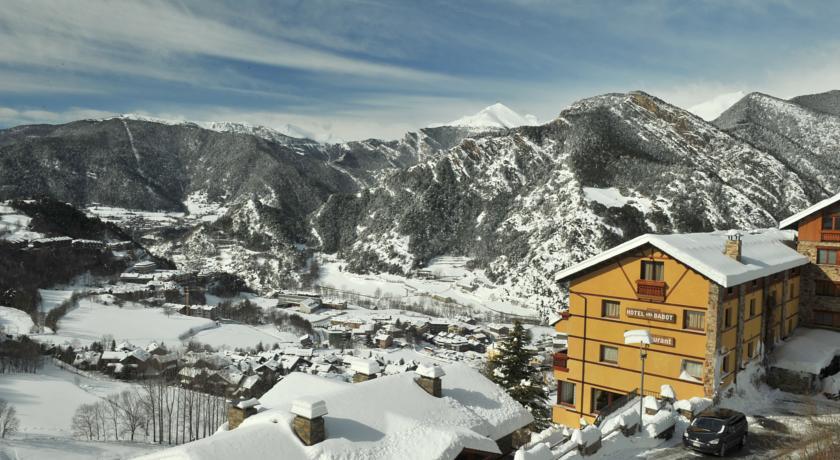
[636,279,667,302]
[553,350,569,372]
[822,231,840,242]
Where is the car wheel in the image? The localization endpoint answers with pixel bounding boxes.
[739,434,747,449]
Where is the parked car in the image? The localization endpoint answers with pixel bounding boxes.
[683,408,748,456]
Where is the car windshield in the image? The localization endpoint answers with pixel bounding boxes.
[689,417,725,433]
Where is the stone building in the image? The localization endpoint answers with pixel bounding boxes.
[780,193,840,329]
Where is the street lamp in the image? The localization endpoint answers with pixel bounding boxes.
[624,329,651,433]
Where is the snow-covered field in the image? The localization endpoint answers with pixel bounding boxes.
[190,324,298,350]
[0,436,163,460]
[0,363,161,459]
[0,362,136,437]
[0,305,35,335]
[35,296,214,348]
[0,203,44,241]
[317,256,536,318]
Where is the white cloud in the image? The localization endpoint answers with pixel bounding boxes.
[0,106,116,126]
[688,91,747,120]
[0,0,454,93]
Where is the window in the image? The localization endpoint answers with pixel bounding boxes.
[817,249,838,265]
[558,381,575,406]
[684,310,705,331]
[724,307,733,328]
[599,345,618,364]
[767,290,777,308]
[746,340,755,359]
[823,215,840,230]
[640,261,664,281]
[681,360,703,380]
[816,280,840,297]
[722,354,731,375]
[749,299,757,318]
[591,388,624,414]
[601,300,620,318]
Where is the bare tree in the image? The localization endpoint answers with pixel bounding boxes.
[120,390,146,441]
[0,401,19,438]
[106,394,122,440]
[71,403,98,440]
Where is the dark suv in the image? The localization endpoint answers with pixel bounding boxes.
[683,408,748,456]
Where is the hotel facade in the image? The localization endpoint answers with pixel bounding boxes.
[551,230,807,428]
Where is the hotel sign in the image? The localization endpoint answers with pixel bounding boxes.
[626,307,676,323]
[651,335,676,347]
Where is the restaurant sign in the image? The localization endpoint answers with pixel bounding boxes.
[626,307,676,323]
[651,335,675,347]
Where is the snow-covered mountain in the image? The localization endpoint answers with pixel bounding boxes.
[314,91,819,320]
[2,89,838,318]
[432,103,538,130]
[714,91,840,198]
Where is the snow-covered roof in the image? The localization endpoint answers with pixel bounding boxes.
[779,192,840,229]
[770,327,840,374]
[137,363,533,460]
[554,229,807,288]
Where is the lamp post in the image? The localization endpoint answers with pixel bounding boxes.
[624,329,651,433]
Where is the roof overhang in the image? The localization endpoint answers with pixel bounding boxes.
[555,232,809,288]
[779,193,840,230]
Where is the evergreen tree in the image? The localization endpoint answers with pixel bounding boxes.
[486,321,550,430]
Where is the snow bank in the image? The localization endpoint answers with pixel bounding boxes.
[514,442,552,460]
[772,328,840,374]
[528,425,570,447]
[570,425,601,447]
[660,384,676,400]
[823,374,840,395]
[643,409,676,438]
[674,397,712,414]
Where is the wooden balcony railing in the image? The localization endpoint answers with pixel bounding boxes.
[553,351,569,372]
[636,279,667,302]
[822,232,840,242]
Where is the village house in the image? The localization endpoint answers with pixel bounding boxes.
[552,229,806,427]
[137,363,534,460]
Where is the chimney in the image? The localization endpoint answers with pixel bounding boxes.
[351,359,380,383]
[227,398,259,430]
[724,230,742,262]
[415,364,445,397]
[291,398,328,445]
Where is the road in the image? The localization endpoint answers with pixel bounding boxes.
[648,396,840,459]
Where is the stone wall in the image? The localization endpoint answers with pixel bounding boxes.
[703,283,723,398]
[797,241,840,325]
[766,367,819,394]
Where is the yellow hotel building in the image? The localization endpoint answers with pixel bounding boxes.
[551,230,807,428]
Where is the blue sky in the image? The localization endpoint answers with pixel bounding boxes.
[1,0,838,141]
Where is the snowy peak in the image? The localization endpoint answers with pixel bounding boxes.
[434,103,538,130]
